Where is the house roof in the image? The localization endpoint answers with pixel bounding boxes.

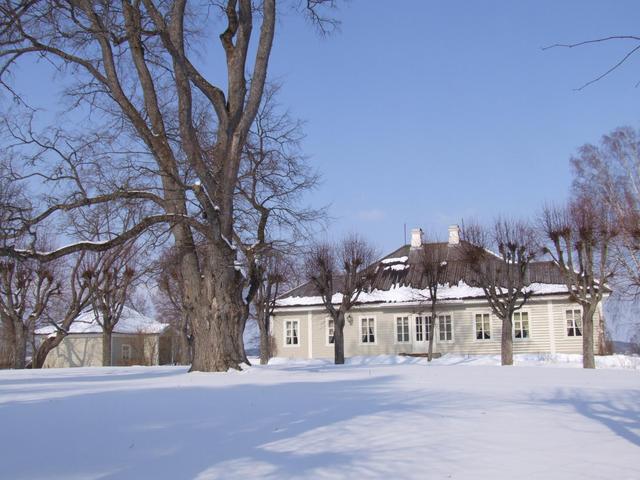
[36,306,169,336]
[277,241,570,308]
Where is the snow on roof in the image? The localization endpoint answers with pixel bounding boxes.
[384,264,410,271]
[380,256,408,264]
[36,306,168,336]
[275,281,569,308]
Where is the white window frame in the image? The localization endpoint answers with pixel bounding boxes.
[414,315,435,343]
[396,316,411,343]
[426,315,434,342]
[121,344,132,361]
[359,316,377,345]
[438,314,454,343]
[474,313,492,341]
[326,317,335,346]
[566,309,583,338]
[284,319,300,347]
[513,311,531,341]
[415,315,424,342]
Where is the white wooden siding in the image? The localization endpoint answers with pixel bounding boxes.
[42,335,103,368]
[272,298,603,359]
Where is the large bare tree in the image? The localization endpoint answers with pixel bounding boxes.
[571,127,640,298]
[0,0,337,371]
[304,235,377,365]
[541,198,616,369]
[235,82,325,365]
[462,219,538,366]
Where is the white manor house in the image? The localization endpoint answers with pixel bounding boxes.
[272,227,605,360]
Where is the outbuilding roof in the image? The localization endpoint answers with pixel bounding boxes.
[36,306,168,336]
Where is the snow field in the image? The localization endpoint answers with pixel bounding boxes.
[0,355,638,479]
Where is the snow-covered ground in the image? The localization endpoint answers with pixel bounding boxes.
[0,355,638,480]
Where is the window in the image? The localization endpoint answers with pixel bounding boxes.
[566,309,582,337]
[475,314,491,340]
[396,317,410,343]
[426,316,433,341]
[415,316,423,342]
[327,319,335,345]
[514,312,530,340]
[439,315,453,342]
[415,316,434,342]
[361,317,376,344]
[122,344,132,361]
[285,320,299,345]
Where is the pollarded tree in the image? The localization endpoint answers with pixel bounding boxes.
[418,239,450,362]
[462,219,538,366]
[84,243,138,367]
[541,198,616,369]
[304,235,377,365]
[0,0,338,372]
[31,253,93,369]
[0,257,61,368]
[252,251,294,365]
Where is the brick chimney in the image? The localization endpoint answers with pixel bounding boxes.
[410,228,423,249]
[448,225,460,245]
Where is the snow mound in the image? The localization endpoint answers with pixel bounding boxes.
[268,353,640,370]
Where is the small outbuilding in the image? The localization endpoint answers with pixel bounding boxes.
[36,307,172,368]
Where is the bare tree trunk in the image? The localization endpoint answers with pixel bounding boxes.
[1,319,16,368]
[259,328,270,366]
[582,308,596,369]
[597,307,606,355]
[13,322,27,369]
[189,310,242,372]
[175,322,192,365]
[427,307,436,362]
[501,314,514,366]
[188,280,246,371]
[234,311,250,366]
[32,333,66,369]
[334,312,346,365]
[103,328,113,366]
[180,236,249,371]
[257,308,271,365]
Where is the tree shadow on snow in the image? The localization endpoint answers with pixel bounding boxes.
[0,371,457,479]
[0,366,187,387]
[535,388,640,448]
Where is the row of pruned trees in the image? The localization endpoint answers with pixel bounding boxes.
[0,241,144,369]
[463,200,615,370]
[301,198,614,370]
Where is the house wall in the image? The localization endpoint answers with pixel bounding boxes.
[271,313,311,359]
[42,335,103,368]
[41,333,165,368]
[112,334,161,366]
[271,297,602,359]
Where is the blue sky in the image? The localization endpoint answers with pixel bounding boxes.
[5,1,639,255]
[265,1,640,253]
